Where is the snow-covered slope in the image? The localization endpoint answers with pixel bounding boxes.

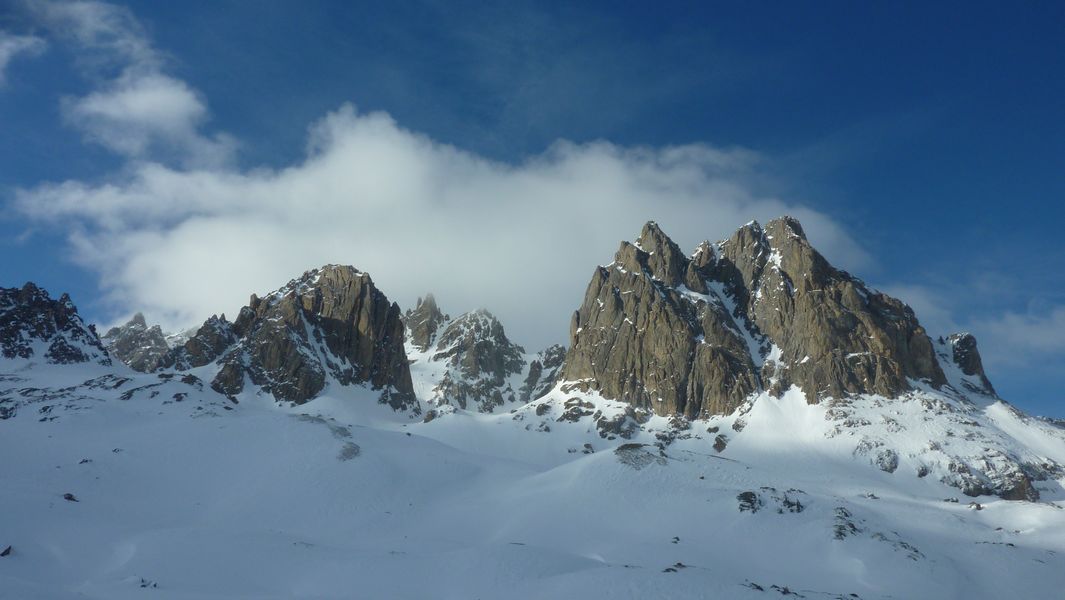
[4,239,1065,598]
[3,361,1065,599]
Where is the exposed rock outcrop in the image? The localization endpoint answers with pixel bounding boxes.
[172,315,238,369]
[562,219,953,418]
[405,295,561,412]
[210,265,415,408]
[102,313,171,372]
[404,295,447,352]
[0,283,110,366]
[946,333,995,395]
[519,344,565,402]
[429,309,527,412]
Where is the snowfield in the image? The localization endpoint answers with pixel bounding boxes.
[3,356,1065,599]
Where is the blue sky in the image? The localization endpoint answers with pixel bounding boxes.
[1,1,1063,415]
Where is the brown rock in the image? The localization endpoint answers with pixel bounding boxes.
[562,217,955,417]
[210,265,414,408]
[403,294,446,352]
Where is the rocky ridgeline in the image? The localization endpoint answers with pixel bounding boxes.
[562,218,972,418]
[210,265,415,408]
[2,224,1062,502]
[93,266,418,407]
[404,295,562,413]
[1,283,110,366]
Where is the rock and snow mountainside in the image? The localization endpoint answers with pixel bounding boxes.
[3,219,1065,599]
[101,313,173,372]
[1,283,110,368]
[209,265,415,408]
[563,218,943,418]
[403,294,562,413]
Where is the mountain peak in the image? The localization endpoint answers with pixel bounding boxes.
[102,312,170,372]
[764,215,808,241]
[565,216,947,417]
[1,283,110,367]
[213,265,414,407]
[404,293,448,352]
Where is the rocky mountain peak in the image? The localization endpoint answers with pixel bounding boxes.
[633,220,690,287]
[211,264,415,408]
[563,218,957,418]
[405,298,557,413]
[102,312,171,372]
[404,293,447,351]
[0,283,110,366]
[171,314,237,370]
[434,309,526,382]
[944,332,995,395]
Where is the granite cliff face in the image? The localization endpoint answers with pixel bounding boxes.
[0,283,110,366]
[210,265,415,408]
[562,218,970,419]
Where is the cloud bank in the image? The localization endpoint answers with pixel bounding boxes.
[16,103,871,348]
[6,2,868,350]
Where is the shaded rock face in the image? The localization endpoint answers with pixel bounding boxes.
[0,283,110,366]
[519,344,565,402]
[210,265,415,408]
[404,295,447,352]
[947,333,995,395]
[102,313,171,372]
[562,218,953,418]
[172,315,238,370]
[431,309,528,412]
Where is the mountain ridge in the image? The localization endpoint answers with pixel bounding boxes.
[3,216,1064,598]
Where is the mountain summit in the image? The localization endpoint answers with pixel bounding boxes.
[211,265,415,408]
[563,218,959,417]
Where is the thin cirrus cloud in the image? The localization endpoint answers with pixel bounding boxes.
[26,0,235,167]
[0,32,46,85]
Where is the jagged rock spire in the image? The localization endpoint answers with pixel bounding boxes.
[404,294,446,352]
[562,217,955,418]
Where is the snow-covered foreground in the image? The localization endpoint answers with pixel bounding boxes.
[3,361,1065,599]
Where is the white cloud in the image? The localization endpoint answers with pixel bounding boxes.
[974,307,1065,367]
[61,71,236,165]
[0,32,46,85]
[18,103,869,349]
[30,0,233,167]
[30,0,156,72]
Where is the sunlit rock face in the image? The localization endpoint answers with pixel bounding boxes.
[563,217,949,418]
